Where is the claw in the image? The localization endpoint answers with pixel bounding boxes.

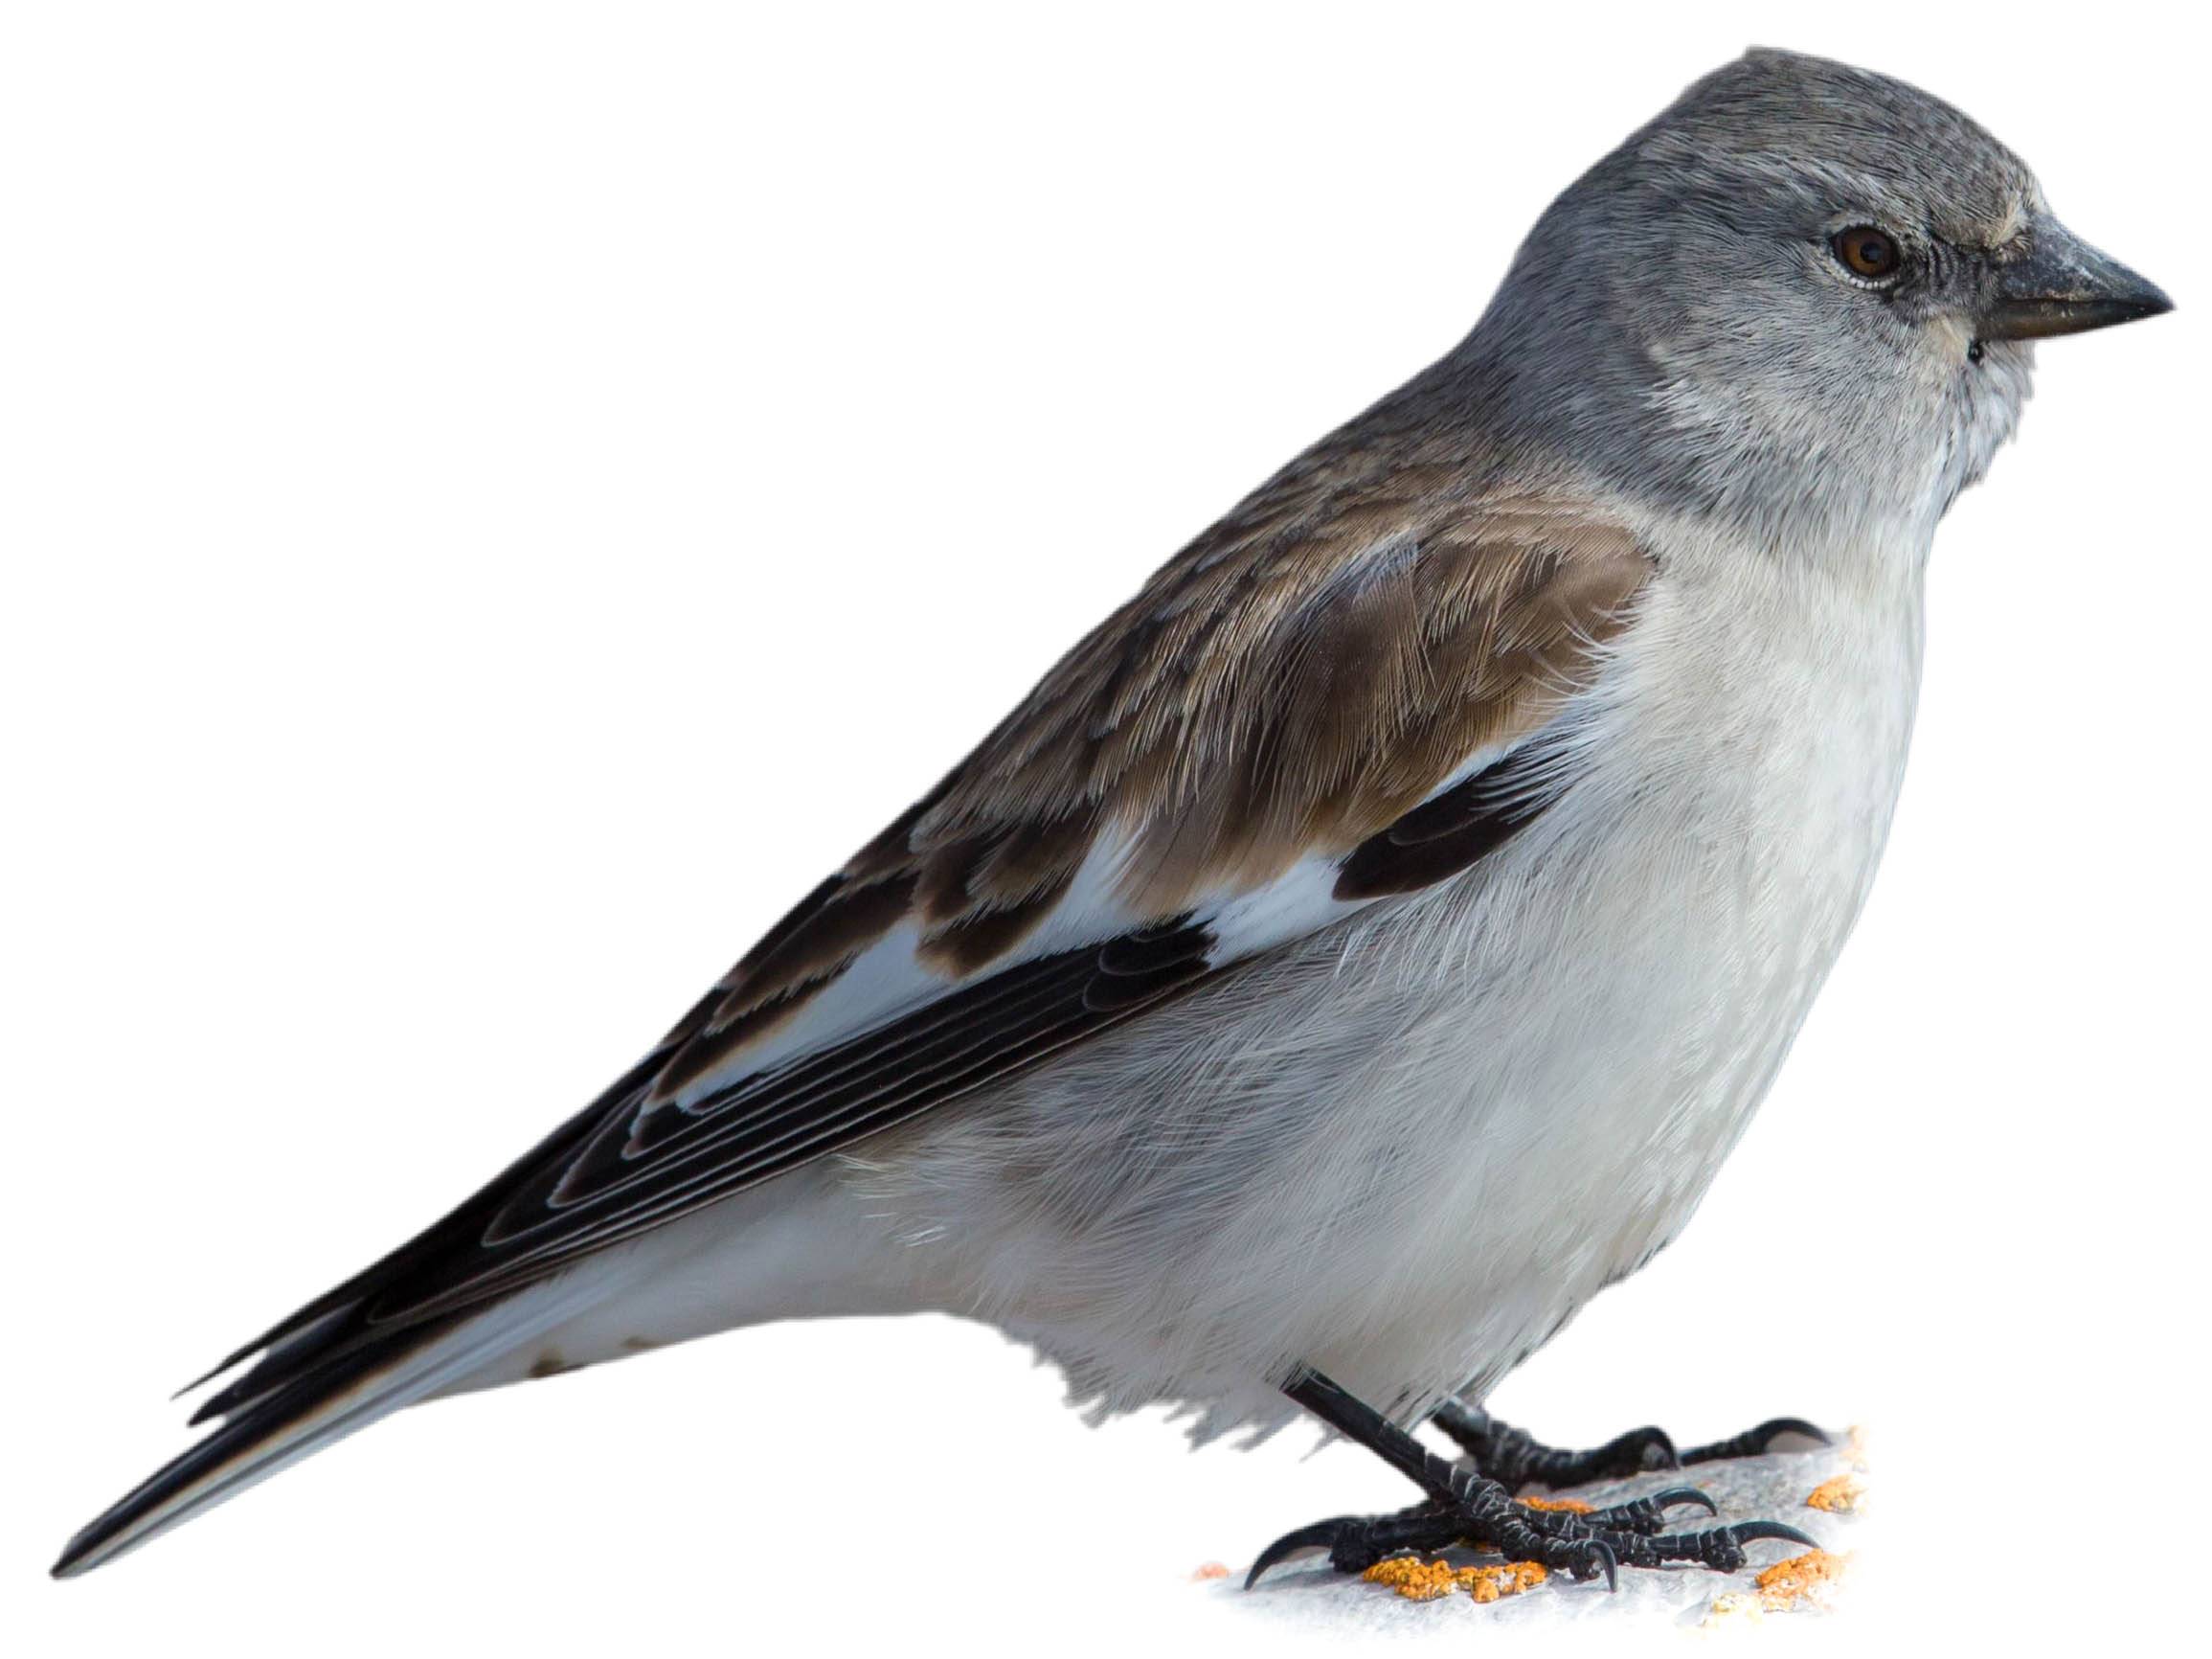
[1681,1417,1830,1464]
[1581,1538,1619,1593]
[1726,1520,1820,1555]
[1748,1417,1829,1449]
[1619,1426,1683,1472]
[1244,1518,1354,1589]
[1586,1484,1721,1534]
[1551,1423,1678,1485]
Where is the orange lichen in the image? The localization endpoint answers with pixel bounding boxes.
[1517,1495,1592,1513]
[1464,1561,1546,1603]
[1189,1560,1230,1581]
[1362,1557,1462,1601]
[1361,1556,1546,1603]
[1751,1549,1850,1611]
[1705,1551,1853,1624]
[1805,1472,1865,1514]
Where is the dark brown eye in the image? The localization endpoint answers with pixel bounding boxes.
[1832,225,1901,281]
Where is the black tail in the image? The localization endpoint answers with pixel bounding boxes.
[50,1314,478,1579]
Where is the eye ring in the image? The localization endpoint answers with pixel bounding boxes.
[1831,224,1902,283]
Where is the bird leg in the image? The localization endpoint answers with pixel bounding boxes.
[1431,1398,1829,1491]
[1246,1369,1815,1591]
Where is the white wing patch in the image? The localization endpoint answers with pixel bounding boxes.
[1204,854,1366,961]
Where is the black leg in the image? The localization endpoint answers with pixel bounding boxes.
[1432,1399,1829,1491]
[1247,1368,1816,1592]
[1280,1369,1463,1497]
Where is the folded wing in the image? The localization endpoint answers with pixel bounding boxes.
[203,472,1650,1419]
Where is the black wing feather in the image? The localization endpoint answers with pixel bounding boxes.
[1332,741,1563,900]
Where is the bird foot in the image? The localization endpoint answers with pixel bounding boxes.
[1431,1400,1829,1490]
[1245,1471,1812,1590]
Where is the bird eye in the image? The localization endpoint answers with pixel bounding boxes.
[1831,225,1901,282]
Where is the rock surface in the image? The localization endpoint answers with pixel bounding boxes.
[1213,1431,1866,1634]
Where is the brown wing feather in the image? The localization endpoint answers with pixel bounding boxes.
[924,520,1642,903]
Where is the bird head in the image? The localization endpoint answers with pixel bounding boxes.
[1467,49,2172,544]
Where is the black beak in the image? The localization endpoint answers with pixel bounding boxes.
[1979,216,2173,341]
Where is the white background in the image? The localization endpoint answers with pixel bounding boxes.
[3,4,2201,1651]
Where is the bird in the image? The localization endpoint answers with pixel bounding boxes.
[56,46,2171,1585]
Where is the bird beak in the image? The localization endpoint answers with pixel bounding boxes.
[1978,216,2174,341]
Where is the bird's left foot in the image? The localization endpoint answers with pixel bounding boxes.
[1432,1399,1829,1491]
[1245,1471,1814,1589]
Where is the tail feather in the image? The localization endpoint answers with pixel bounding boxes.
[53,1280,601,1578]
[56,1056,674,1578]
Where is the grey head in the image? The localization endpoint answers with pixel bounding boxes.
[1455,49,2171,544]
